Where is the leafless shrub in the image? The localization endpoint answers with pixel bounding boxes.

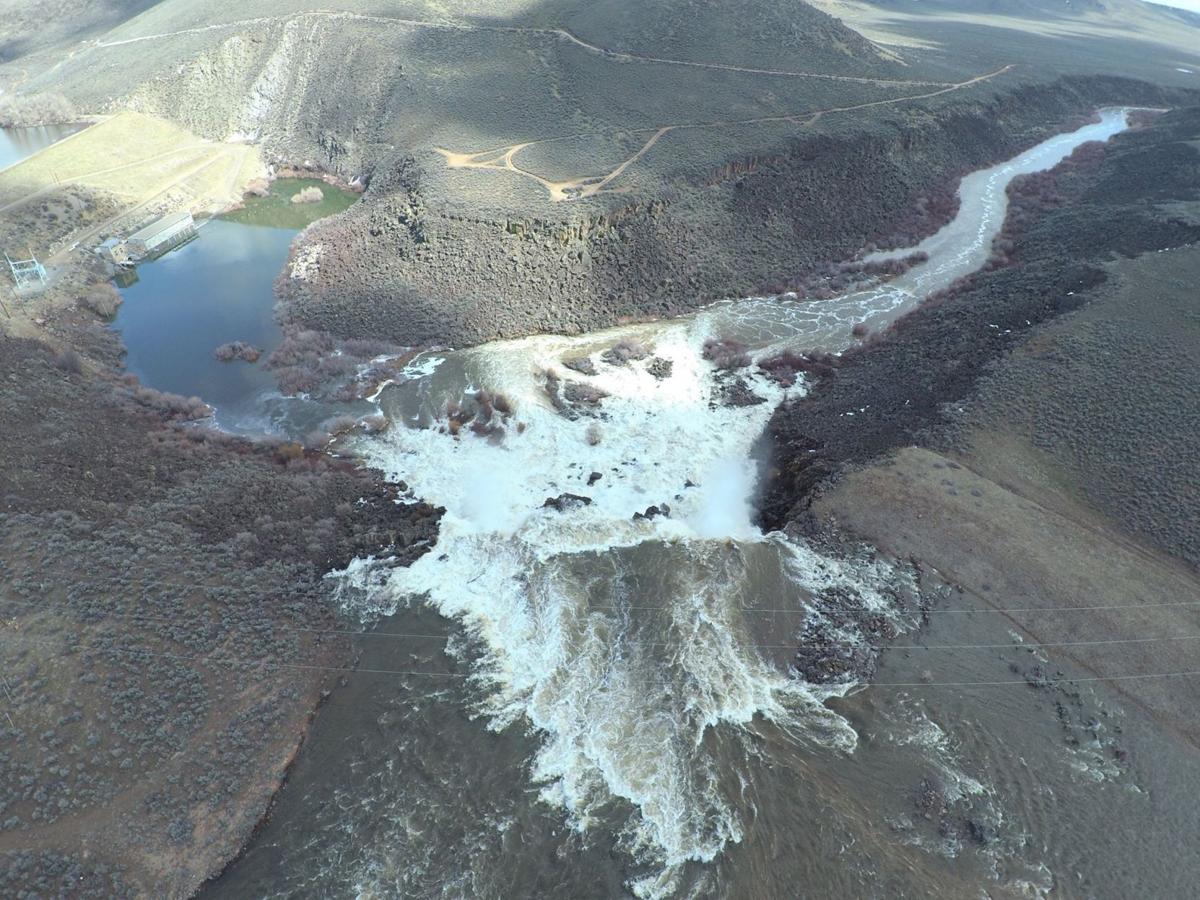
[274,442,305,462]
[126,386,212,420]
[213,341,262,363]
[322,415,359,436]
[703,338,750,370]
[992,141,1108,266]
[340,338,395,358]
[268,330,334,368]
[290,186,324,204]
[474,390,494,422]
[1128,109,1163,128]
[54,348,83,374]
[0,93,75,127]
[872,188,961,251]
[758,350,841,386]
[78,284,122,319]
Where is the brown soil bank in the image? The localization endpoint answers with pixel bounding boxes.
[0,325,440,895]
[278,76,1188,348]
[757,103,1200,570]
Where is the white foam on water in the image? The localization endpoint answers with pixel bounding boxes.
[705,108,1137,354]
[335,317,909,889]
[331,109,1138,893]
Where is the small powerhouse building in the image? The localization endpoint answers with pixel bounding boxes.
[97,237,131,265]
[124,211,196,260]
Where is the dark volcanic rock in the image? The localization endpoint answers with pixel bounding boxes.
[278,78,1186,350]
[792,586,902,684]
[601,339,649,366]
[646,357,673,380]
[703,338,751,371]
[546,372,611,419]
[563,356,597,377]
[758,106,1200,536]
[542,493,593,512]
[714,377,766,408]
[563,382,608,406]
[632,504,670,521]
[0,327,442,897]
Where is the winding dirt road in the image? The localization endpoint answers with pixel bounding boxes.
[436,65,1014,201]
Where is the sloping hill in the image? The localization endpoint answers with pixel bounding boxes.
[549,0,894,73]
[12,0,933,198]
[0,0,160,62]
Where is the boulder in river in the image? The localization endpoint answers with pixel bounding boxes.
[601,339,649,366]
[646,357,673,380]
[632,503,670,521]
[563,356,597,377]
[542,493,593,512]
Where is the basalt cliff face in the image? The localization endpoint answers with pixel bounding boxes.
[758,104,1200,569]
[18,2,1197,351]
[278,76,1183,348]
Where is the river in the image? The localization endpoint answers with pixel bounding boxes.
[205,109,1164,898]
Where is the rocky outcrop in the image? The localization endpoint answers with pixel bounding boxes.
[757,105,1200,541]
[278,77,1186,348]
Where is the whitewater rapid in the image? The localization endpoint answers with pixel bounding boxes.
[334,108,1136,896]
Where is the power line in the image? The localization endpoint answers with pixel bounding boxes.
[871,670,1200,688]
[601,599,1200,616]
[7,624,1200,700]
[1,632,467,678]
[4,596,1200,652]
[4,631,1200,691]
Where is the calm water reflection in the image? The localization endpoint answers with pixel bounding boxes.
[113,220,290,432]
[0,123,80,171]
[112,180,365,436]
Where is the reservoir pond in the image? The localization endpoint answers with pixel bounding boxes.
[0,123,81,171]
[111,179,363,435]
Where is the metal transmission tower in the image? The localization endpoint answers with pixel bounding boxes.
[6,250,48,293]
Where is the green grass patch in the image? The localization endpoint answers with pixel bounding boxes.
[221,177,357,230]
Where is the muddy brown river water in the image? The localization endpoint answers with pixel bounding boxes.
[200,109,1200,899]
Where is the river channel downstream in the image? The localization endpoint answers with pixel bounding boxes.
[185,108,1194,898]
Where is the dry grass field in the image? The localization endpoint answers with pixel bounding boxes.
[0,111,263,261]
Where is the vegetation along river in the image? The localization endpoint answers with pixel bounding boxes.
[203,109,1153,899]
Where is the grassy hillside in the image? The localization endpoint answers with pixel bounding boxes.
[0,0,159,62]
